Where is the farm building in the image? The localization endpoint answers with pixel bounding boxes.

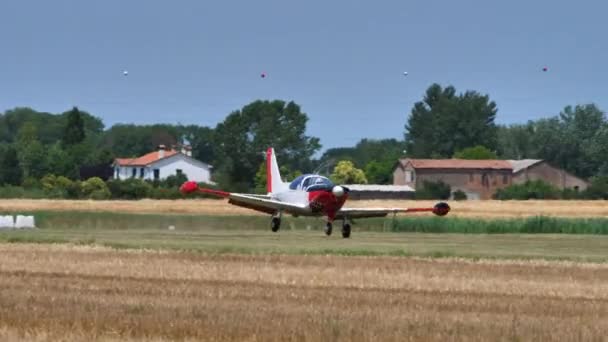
[113,145,213,184]
[393,159,512,200]
[509,159,588,191]
[393,158,588,199]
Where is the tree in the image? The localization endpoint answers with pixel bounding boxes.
[453,145,497,159]
[319,138,404,184]
[0,145,22,185]
[364,160,395,184]
[62,107,86,146]
[46,143,75,178]
[15,123,47,179]
[178,125,215,164]
[254,162,302,194]
[496,123,536,159]
[101,124,180,157]
[496,104,606,179]
[405,84,498,158]
[587,124,608,175]
[330,160,367,184]
[214,100,321,191]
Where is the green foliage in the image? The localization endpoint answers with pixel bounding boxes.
[452,189,467,201]
[81,177,111,200]
[213,100,321,191]
[582,176,608,200]
[178,125,215,164]
[405,84,498,158]
[453,145,497,159]
[0,186,46,199]
[363,159,396,184]
[162,173,188,189]
[497,104,607,179]
[330,160,367,184]
[318,139,403,184]
[46,143,76,178]
[106,179,153,199]
[18,141,47,179]
[41,174,79,198]
[254,162,302,194]
[415,180,451,200]
[101,124,180,158]
[494,180,561,200]
[62,107,86,146]
[0,145,22,185]
[391,216,608,235]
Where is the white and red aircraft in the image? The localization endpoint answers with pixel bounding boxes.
[180,148,450,238]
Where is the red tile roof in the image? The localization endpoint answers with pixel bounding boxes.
[114,150,178,166]
[400,159,512,170]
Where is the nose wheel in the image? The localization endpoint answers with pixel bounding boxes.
[324,222,333,236]
[341,222,351,238]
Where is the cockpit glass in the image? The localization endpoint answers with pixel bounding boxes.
[289,175,334,191]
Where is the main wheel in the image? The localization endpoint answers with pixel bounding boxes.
[324,222,333,236]
[341,223,351,238]
[271,217,281,232]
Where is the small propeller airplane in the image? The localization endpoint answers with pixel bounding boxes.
[180,148,450,238]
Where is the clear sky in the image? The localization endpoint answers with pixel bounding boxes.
[1,0,606,151]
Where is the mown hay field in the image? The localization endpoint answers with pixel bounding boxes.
[0,199,607,218]
[0,244,607,341]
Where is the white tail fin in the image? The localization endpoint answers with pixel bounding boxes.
[266,147,289,194]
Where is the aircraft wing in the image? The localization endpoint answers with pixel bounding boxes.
[181,183,309,215]
[226,193,309,215]
[336,203,450,219]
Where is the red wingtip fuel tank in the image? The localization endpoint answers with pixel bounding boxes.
[180,181,199,194]
[432,202,451,216]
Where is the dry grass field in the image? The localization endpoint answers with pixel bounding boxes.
[1,198,607,218]
[0,243,607,341]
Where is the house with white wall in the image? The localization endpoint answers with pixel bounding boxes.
[113,145,213,184]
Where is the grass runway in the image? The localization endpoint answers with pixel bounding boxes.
[0,202,607,340]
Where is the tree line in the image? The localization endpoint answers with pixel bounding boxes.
[0,83,606,198]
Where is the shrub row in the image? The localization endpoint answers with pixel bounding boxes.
[495,178,608,200]
[392,216,608,234]
[0,174,218,200]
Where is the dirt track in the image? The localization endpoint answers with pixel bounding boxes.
[0,199,607,218]
[0,244,606,341]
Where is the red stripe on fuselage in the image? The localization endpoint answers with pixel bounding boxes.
[308,190,347,221]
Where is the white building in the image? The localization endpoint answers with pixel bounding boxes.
[113,145,213,184]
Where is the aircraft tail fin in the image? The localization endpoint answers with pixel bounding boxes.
[266,147,289,194]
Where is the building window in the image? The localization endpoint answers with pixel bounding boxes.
[140,168,144,178]
[176,169,183,176]
[131,168,136,178]
[153,169,160,180]
[503,174,508,185]
[469,174,474,182]
[405,171,412,183]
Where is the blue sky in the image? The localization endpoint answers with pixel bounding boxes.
[1,0,606,151]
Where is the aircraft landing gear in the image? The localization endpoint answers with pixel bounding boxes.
[271,215,281,232]
[324,222,333,236]
[342,221,351,239]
